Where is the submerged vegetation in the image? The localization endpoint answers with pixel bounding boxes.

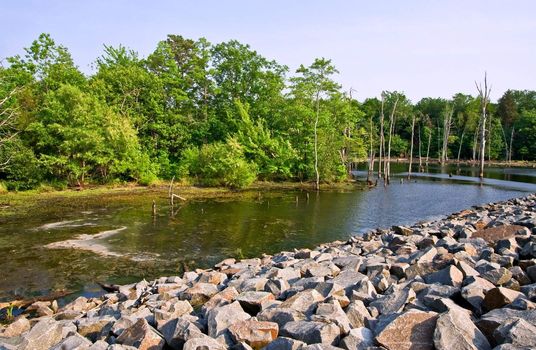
[1,33,536,190]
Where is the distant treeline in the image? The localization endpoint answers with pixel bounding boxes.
[0,33,535,190]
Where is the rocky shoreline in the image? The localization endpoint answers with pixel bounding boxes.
[2,193,536,350]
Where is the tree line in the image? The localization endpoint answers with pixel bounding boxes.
[0,33,535,190]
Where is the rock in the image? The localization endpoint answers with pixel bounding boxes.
[526,265,536,283]
[76,316,114,342]
[462,276,496,313]
[369,288,416,315]
[393,225,413,236]
[115,318,165,350]
[375,310,438,350]
[280,289,324,315]
[433,308,491,350]
[158,317,204,349]
[280,320,340,345]
[457,261,480,278]
[339,327,375,350]
[493,318,536,347]
[18,318,63,350]
[182,283,219,306]
[473,225,527,243]
[50,332,92,350]
[481,267,513,286]
[183,335,226,350]
[207,301,251,338]
[345,301,372,328]
[261,336,306,350]
[1,316,30,337]
[313,300,351,334]
[236,291,275,315]
[228,320,278,349]
[257,307,305,329]
[424,265,464,287]
[476,309,536,341]
[484,287,526,311]
[264,279,290,297]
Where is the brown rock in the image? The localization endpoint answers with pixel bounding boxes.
[228,320,278,349]
[473,225,527,243]
[375,310,438,350]
[236,291,275,315]
[1,316,30,337]
[116,318,165,350]
[483,287,525,311]
[280,289,324,315]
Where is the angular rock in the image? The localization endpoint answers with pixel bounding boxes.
[493,318,536,347]
[280,320,340,345]
[76,316,114,342]
[50,332,92,350]
[257,307,305,329]
[484,287,526,311]
[183,335,226,350]
[424,265,464,287]
[228,320,278,349]
[261,336,306,350]
[182,283,219,306]
[116,318,165,350]
[158,317,203,349]
[280,289,324,315]
[433,308,491,350]
[207,301,251,338]
[375,310,438,350]
[369,288,416,315]
[18,318,63,350]
[345,300,372,328]
[236,291,275,315]
[339,327,375,350]
[0,316,30,337]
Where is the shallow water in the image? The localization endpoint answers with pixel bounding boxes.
[0,164,535,301]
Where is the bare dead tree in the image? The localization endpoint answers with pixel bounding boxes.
[367,114,374,183]
[475,73,492,178]
[384,96,399,185]
[509,127,515,163]
[440,105,453,164]
[378,94,385,179]
[457,126,466,164]
[418,120,422,171]
[0,86,21,168]
[408,114,415,179]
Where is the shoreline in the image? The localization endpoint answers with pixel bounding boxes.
[1,193,535,349]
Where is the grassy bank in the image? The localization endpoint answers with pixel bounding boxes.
[0,180,364,222]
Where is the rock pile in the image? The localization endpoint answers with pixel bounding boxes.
[1,194,536,350]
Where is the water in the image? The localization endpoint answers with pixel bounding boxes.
[0,164,535,301]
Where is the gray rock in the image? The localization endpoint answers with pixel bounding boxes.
[493,318,536,347]
[18,318,63,350]
[434,308,491,350]
[313,300,351,334]
[339,327,374,350]
[375,310,438,350]
[280,320,340,345]
[484,287,526,311]
[280,289,324,315]
[236,291,275,315]
[183,335,226,350]
[76,316,114,342]
[345,301,372,328]
[261,336,306,350]
[257,307,305,329]
[158,317,203,349]
[0,316,30,337]
[368,287,416,315]
[424,265,464,287]
[50,332,92,350]
[207,301,251,338]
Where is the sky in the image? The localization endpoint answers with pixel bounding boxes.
[1,0,535,102]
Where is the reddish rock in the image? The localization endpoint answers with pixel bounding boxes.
[473,225,527,243]
[116,318,165,350]
[375,310,438,350]
[228,320,278,349]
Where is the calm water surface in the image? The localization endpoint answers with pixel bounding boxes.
[0,163,535,301]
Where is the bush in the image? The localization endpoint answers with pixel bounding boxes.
[180,140,257,189]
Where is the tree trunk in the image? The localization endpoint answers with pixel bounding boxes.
[314,91,320,191]
[418,122,422,171]
[457,128,465,164]
[367,116,374,182]
[408,114,415,179]
[378,96,385,179]
[426,130,431,165]
[385,97,399,184]
[509,127,515,163]
[475,73,491,179]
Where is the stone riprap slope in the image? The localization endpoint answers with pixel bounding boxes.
[1,194,536,350]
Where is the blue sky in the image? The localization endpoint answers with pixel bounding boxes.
[1,1,534,101]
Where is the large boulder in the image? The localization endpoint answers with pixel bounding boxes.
[280,320,340,345]
[228,320,278,349]
[493,318,536,347]
[115,318,165,350]
[18,318,63,350]
[433,308,491,350]
[207,301,251,338]
[375,310,438,350]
